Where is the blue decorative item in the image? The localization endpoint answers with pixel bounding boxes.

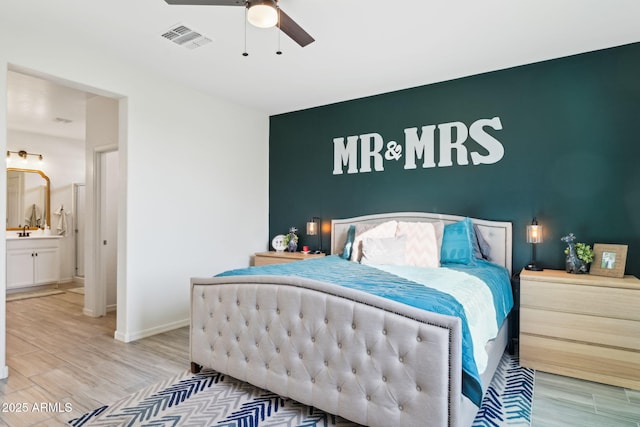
[561,233,589,274]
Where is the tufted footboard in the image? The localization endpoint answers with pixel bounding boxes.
[190,275,466,427]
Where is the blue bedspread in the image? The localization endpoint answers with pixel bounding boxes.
[217,255,513,406]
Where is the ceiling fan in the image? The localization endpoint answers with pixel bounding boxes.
[163,0,315,47]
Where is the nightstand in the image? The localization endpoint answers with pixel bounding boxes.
[519,268,640,389]
[253,251,325,266]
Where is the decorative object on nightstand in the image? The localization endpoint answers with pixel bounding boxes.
[306,216,323,254]
[524,217,544,271]
[283,227,298,252]
[271,234,286,252]
[589,243,628,278]
[561,233,593,274]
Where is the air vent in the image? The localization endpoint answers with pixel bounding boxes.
[161,24,212,50]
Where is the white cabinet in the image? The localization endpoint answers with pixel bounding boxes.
[6,237,61,290]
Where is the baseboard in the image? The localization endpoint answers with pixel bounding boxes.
[0,365,8,379]
[6,283,57,294]
[114,318,189,343]
[83,307,100,317]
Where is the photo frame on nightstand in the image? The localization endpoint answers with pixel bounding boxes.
[590,243,628,278]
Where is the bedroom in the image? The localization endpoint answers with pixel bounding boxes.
[1,1,640,426]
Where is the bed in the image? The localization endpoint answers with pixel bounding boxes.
[190,212,513,427]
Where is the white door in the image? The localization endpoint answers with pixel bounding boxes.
[33,247,60,285]
[99,150,118,310]
[74,183,86,277]
[6,249,34,289]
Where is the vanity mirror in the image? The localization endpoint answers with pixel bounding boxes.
[6,168,51,230]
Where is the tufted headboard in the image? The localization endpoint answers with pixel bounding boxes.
[331,212,513,276]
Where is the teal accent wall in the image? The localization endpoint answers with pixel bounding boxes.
[269,42,640,276]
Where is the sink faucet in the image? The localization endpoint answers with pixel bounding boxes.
[18,225,30,238]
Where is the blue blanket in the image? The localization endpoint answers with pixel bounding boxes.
[217,255,512,406]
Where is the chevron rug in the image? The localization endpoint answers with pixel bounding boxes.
[69,352,533,427]
[472,353,534,427]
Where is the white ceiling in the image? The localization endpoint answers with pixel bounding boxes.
[7,71,89,141]
[5,0,640,140]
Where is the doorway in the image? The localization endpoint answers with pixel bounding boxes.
[5,68,123,322]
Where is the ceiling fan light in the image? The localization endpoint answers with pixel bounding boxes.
[247,1,278,29]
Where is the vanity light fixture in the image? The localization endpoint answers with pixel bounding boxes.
[306,216,323,254]
[6,150,44,165]
[524,217,544,271]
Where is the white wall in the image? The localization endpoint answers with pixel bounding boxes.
[7,129,85,281]
[0,66,7,379]
[0,6,269,376]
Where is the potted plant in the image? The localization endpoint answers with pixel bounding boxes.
[562,233,594,273]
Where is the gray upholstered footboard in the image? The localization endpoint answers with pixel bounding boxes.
[191,275,465,427]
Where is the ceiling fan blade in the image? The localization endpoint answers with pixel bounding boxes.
[164,0,244,6]
[278,8,314,47]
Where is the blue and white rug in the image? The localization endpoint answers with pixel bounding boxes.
[69,352,533,427]
[472,353,534,427]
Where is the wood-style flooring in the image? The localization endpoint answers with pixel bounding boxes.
[1,290,189,426]
[532,371,640,426]
[0,290,638,426]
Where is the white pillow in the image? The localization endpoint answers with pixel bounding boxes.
[360,236,407,266]
[350,220,398,262]
[396,221,440,267]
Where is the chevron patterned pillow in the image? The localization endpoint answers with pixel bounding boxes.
[396,221,441,267]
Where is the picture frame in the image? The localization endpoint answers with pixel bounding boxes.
[590,243,628,278]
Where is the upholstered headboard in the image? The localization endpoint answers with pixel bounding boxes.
[331,212,513,275]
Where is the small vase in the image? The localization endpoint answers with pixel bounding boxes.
[566,256,589,274]
[286,231,298,252]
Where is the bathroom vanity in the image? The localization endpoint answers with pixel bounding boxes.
[6,235,62,290]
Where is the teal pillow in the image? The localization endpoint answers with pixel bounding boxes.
[441,218,477,265]
[341,225,356,260]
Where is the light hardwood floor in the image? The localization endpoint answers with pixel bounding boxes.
[0,291,638,426]
[532,371,640,426]
[1,290,189,426]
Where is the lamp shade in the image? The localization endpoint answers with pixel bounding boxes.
[247,1,278,28]
[306,221,317,236]
[526,219,543,244]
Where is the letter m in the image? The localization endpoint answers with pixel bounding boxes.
[333,136,359,175]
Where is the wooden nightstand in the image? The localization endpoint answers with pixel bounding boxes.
[253,251,325,266]
[519,268,640,389]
